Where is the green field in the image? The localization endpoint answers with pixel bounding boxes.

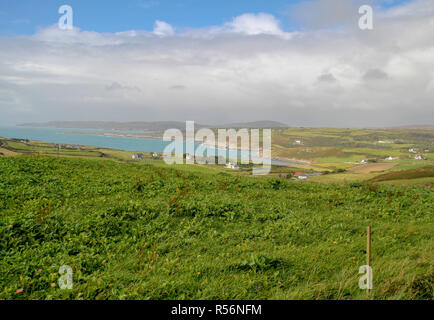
[1,156,433,300]
[0,128,433,300]
[271,128,434,171]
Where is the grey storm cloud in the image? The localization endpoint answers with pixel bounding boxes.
[317,73,338,83]
[0,0,433,127]
[363,69,388,81]
[105,82,141,92]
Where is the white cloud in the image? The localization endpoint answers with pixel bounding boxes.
[226,13,284,36]
[0,1,433,127]
[153,20,174,37]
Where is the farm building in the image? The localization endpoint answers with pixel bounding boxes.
[225,162,239,170]
[132,153,144,160]
[295,172,322,180]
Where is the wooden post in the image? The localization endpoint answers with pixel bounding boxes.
[366,226,371,296]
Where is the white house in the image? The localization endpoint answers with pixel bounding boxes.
[385,156,397,161]
[294,140,303,145]
[414,155,423,160]
[409,148,417,153]
[225,162,239,170]
[132,153,144,160]
[360,159,368,164]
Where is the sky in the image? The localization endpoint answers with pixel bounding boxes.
[0,0,433,127]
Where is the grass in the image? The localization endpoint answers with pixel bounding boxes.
[271,127,434,172]
[370,167,434,182]
[308,173,380,184]
[0,156,432,300]
[377,177,434,187]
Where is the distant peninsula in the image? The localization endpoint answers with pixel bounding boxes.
[18,120,289,132]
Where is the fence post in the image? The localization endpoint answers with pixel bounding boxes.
[367,226,371,296]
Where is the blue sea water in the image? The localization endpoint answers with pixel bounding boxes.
[0,126,295,166]
[0,126,178,153]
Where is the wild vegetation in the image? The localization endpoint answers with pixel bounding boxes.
[0,128,433,300]
[0,155,432,300]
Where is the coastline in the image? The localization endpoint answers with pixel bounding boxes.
[64,131,254,152]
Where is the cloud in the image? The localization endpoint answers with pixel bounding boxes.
[153,20,174,36]
[105,82,141,92]
[286,0,371,30]
[317,73,338,83]
[226,13,284,36]
[169,85,187,90]
[0,1,433,127]
[363,69,388,81]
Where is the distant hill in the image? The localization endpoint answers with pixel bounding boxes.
[18,120,289,131]
[220,121,288,128]
[18,121,205,131]
[383,125,434,130]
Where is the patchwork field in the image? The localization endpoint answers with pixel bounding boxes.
[348,163,398,173]
[0,127,433,300]
[0,156,432,300]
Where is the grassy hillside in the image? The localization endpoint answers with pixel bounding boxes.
[1,156,432,300]
[370,167,434,182]
[271,127,434,172]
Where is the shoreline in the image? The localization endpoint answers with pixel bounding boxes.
[64,131,255,152]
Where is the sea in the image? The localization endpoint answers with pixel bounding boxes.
[0,126,296,166]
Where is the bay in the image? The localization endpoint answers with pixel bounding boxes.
[0,126,296,166]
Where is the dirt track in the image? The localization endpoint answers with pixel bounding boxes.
[348,162,398,173]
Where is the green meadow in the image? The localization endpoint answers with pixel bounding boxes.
[0,127,433,300]
[0,155,432,300]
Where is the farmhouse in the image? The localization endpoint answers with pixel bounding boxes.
[385,156,398,161]
[378,140,393,144]
[296,174,308,180]
[132,153,144,160]
[225,162,239,170]
[295,172,322,180]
